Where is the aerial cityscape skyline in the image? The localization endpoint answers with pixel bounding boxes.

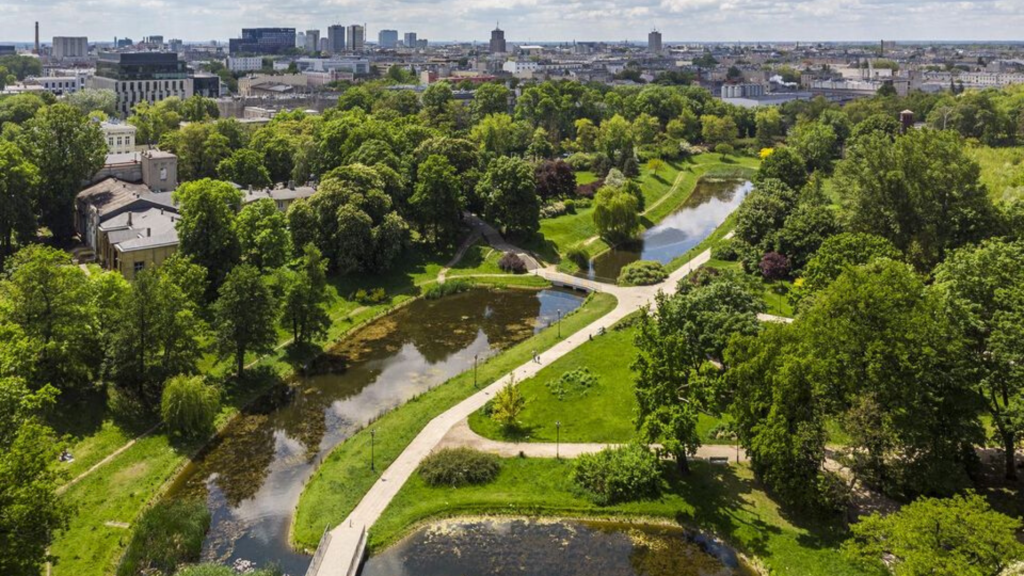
[2,0,1024,43]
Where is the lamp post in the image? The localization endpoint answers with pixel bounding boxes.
[370,429,376,472]
[557,308,562,338]
[555,420,561,460]
[474,353,479,388]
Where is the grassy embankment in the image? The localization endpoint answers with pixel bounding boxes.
[291,292,618,549]
[529,154,759,273]
[370,458,875,576]
[467,318,731,444]
[48,240,528,576]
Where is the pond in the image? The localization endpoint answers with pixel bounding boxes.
[363,518,756,576]
[166,287,586,575]
[584,179,753,283]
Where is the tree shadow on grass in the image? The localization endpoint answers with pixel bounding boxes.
[45,388,109,439]
[666,461,778,561]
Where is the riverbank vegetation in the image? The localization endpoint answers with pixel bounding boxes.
[292,292,617,548]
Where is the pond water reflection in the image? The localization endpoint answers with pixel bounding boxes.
[166,288,585,575]
[364,518,755,576]
[585,179,753,283]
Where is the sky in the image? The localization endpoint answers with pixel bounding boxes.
[1,0,1023,44]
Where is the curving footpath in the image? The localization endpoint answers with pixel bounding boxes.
[310,227,722,576]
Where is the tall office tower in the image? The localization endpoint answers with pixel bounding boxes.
[489,24,506,54]
[378,29,398,49]
[296,31,305,48]
[403,32,417,48]
[229,28,297,55]
[648,29,662,53]
[305,29,320,52]
[346,25,365,51]
[52,36,89,59]
[320,38,329,53]
[91,52,193,117]
[328,24,346,54]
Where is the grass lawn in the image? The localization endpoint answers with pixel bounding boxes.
[575,170,599,185]
[970,145,1024,203]
[468,319,730,445]
[292,292,619,549]
[537,155,758,274]
[370,458,875,576]
[448,241,504,277]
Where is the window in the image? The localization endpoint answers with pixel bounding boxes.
[133,262,145,275]
[159,167,167,181]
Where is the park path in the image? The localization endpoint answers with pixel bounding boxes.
[437,419,748,462]
[311,227,717,576]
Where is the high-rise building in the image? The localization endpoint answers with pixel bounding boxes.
[52,36,88,60]
[320,38,329,53]
[489,25,506,54]
[305,29,320,52]
[328,25,346,54]
[229,28,296,55]
[648,29,662,53]
[378,29,398,49]
[403,32,417,48]
[296,31,306,48]
[346,25,365,51]
[90,52,194,116]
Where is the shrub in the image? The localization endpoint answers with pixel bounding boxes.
[546,367,597,400]
[759,251,791,281]
[176,565,281,576]
[540,201,568,219]
[571,444,663,505]
[424,279,471,300]
[498,251,527,274]
[715,143,735,156]
[562,199,576,213]
[711,238,740,261]
[565,152,594,171]
[117,500,211,576]
[354,287,387,304]
[419,447,501,488]
[618,260,667,286]
[565,244,589,270]
[491,376,526,429]
[160,375,220,439]
[575,179,604,198]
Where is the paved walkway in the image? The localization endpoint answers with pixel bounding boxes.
[313,229,717,575]
[437,419,748,462]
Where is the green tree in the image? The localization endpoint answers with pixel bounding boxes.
[236,198,291,270]
[574,118,599,152]
[843,492,1024,576]
[18,103,105,239]
[470,113,530,157]
[217,149,272,189]
[282,244,331,347]
[491,376,526,430]
[213,264,279,378]
[0,140,39,272]
[933,239,1024,480]
[472,82,511,120]
[107,266,205,407]
[755,107,785,148]
[734,178,798,255]
[597,114,634,165]
[478,157,540,237]
[593,184,640,243]
[0,380,70,576]
[666,109,701,143]
[800,259,981,497]
[700,115,737,147]
[2,245,99,393]
[789,120,839,174]
[160,123,232,182]
[180,96,219,122]
[633,281,763,473]
[798,232,902,298]
[174,179,242,292]
[160,374,220,438]
[834,129,996,270]
[774,201,841,272]
[753,146,807,191]
[128,98,183,145]
[410,154,463,247]
[64,89,117,117]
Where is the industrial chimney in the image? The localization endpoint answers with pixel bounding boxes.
[34,22,39,54]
